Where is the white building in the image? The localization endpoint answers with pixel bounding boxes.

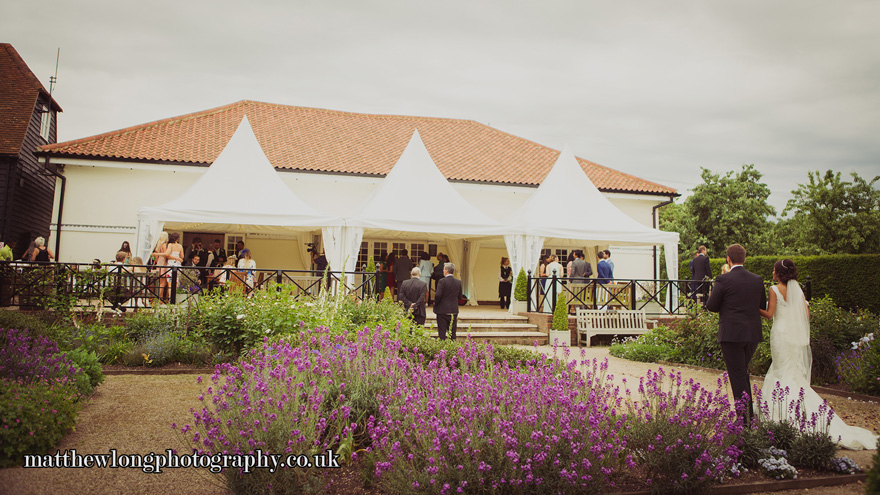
[40,100,677,303]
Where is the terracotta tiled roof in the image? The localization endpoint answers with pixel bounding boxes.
[41,100,676,195]
[0,44,62,156]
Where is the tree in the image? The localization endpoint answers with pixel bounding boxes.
[660,165,776,258]
[783,170,880,254]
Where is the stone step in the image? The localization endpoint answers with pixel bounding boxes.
[425,331,549,346]
[425,315,531,325]
[422,322,538,332]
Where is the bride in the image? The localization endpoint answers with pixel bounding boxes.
[759,259,878,450]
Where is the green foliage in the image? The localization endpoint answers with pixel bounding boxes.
[0,309,48,338]
[552,294,568,331]
[0,378,80,467]
[609,327,677,363]
[836,333,880,396]
[662,165,777,258]
[808,296,879,348]
[808,336,839,386]
[513,267,528,301]
[64,347,105,392]
[787,430,838,470]
[382,286,392,301]
[365,256,376,273]
[783,170,880,255]
[666,309,726,371]
[679,254,880,314]
[866,438,880,495]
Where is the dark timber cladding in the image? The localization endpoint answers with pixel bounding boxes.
[0,43,62,259]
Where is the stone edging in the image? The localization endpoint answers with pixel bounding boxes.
[102,368,214,376]
[618,473,867,495]
[656,361,879,403]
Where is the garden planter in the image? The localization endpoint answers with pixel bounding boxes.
[549,329,569,346]
[510,299,528,314]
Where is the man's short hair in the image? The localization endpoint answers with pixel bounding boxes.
[698,245,707,254]
[194,237,202,243]
[444,262,455,274]
[596,251,604,259]
[214,239,222,245]
[410,267,421,277]
[115,251,127,262]
[401,249,408,256]
[603,249,611,257]
[726,244,746,264]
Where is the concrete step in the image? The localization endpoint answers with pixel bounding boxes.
[425,316,531,325]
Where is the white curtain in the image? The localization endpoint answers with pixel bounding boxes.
[322,226,364,288]
[444,238,464,280]
[664,241,679,307]
[466,240,481,306]
[503,234,545,313]
[135,218,164,264]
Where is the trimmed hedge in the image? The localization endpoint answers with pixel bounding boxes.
[680,254,880,313]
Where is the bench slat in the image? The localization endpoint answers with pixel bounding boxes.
[575,309,648,347]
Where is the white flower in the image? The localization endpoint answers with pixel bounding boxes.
[236,314,245,320]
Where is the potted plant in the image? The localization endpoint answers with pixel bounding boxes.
[510,267,528,314]
[550,293,570,346]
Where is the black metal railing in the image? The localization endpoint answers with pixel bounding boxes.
[523,270,812,316]
[0,261,380,311]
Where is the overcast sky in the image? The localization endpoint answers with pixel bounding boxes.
[4,0,878,214]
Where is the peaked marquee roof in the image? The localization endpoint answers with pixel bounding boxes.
[138,116,339,230]
[352,130,504,236]
[0,43,62,156]
[509,146,679,245]
[41,100,676,195]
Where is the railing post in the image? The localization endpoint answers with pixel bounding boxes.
[630,281,637,310]
[805,276,811,301]
[276,270,283,292]
[551,269,557,314]
[526,270,532,313]
[170,265,177,304]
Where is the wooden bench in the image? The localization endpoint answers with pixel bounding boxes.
[576,308,648,347]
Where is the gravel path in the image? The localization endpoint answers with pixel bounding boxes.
[0,346,875,494]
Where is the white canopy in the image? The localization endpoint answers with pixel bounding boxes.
[502,146,679,310]
[347,130,505,237]
[136,116,340,259]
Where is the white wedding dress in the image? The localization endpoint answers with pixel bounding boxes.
[761,281,878,450]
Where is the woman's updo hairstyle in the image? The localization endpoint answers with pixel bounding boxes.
[774,259,798,284]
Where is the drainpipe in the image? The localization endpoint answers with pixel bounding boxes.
[652,196,675,279]
[43,156,66,259]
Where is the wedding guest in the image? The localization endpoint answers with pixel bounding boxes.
[418,252,433,303]
[393,249,414,299]
[399,267,428,326]
[210,239,227,268]
[498,257,512,309]
[235,240,246,258]
[570,250,592,281]
[691,245,712,304]
[118,241,133,264]
[30,237,54,263]
[237,249,257,289]
[0,240,15,261]
[544,254,564,312]
[154,232,184,303]
[603,249,614,273]
[385,252,397,296]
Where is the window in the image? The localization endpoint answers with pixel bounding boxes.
[372,242,388,264]
[358,242,369,268]
[391,243,407,257]
[540,248,569,262]
[39,105,51,141]
[410,243,425,264]
[227,235,243,256]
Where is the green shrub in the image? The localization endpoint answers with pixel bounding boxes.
[552,294,568,331]
[836,333,880,396]
[809,296,878,350]
[0,309,48,339]
[513,267,527,301]
[0,378,80,467]
[681,254,880,313]
[609,327,677,363]
[100,340,133,364]
[666,309,726,370]
[809,335,839,386]
[64,347,105,392]
[788,430,837,470]
[866,437,880,495]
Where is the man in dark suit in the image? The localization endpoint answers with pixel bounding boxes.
[706,243,766,423]
[393,249,414,297]
[210,239,227,268]
[434,262,462,341]
[399,267,428,326]
[691,245,713,305]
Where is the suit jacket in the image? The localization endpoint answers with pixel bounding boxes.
[393,257,414,287]
[434,275,462,315]
[570,258,592,280]
[398,277,427,317]
[705,266,766,343]
[692,254,712,282]
[596,260,612,283]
